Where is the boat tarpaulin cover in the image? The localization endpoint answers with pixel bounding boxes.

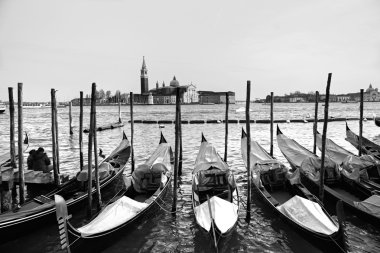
[78,196,148,236]
[132,143,171,193]
[316,133,354,164]
[277,132,316,167]
[193,142,228,174]
[354,195,380,218]
[194,196,238,234]
[300,156,340,182]
[277,195,339,235]
[76,162,112,182]
[341,155,378,181]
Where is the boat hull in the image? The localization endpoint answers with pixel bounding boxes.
[65,175,172,252]
[251,179,345,252]
[0,167,125,244]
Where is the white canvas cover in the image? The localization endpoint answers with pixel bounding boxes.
[78,196,148,236]
[193,142,228,174]
[194,196,238,234]
[76,162,112,182]
[132,143,171,193]
[354,195,380,218]
[277,195,338,235]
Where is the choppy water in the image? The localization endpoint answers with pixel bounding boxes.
[0,103,380,253]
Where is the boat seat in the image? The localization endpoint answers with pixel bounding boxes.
[261,169,286,190]
[141,172,162,192]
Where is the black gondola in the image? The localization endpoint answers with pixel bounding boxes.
[191,134,239,251]
[346,122,380,160]
[316,130,380,190]
[0,132,130,244]
[277,126,380,227]
[241,129,346,253]
[55,132,172,252]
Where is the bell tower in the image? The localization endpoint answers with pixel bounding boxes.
[140,56,149,94]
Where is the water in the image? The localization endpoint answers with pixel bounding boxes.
[0,103,380,253]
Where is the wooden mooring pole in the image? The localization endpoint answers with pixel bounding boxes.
[118,96,122,123]
[9,88,17,208]
[69,102,73,135]
[178,95,183,176]
[359,89,364,156]
[51,89,60,186]
[313,91,319,154]
[17,83,25,204]
[87,83,95,218]
[172,88,180,214]
[130,92,135,173]
[91,84,102,210]
[319,73,332,203]
[246,81,251,221]
[54,94,60,175]
[270,92,274,156]
[79,92,84,170]
[224,92,229,162]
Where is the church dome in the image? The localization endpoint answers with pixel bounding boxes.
[170,76,179,87]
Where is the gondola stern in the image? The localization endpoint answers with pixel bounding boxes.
[201,133,207,143]
[122,131,128,140]
[241,128,247,138]
[276,124,283,135]
[159,132,168,144]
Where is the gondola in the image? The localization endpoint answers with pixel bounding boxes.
[191,134,239,251]
[374,117,380,127]
[316,131,380,190]
[241,129,346,253]
[55,132,172,252]
[0,132,130,244]
[346,122,380,160]
[277,126,380,226]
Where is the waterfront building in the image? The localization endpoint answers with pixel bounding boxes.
[149,77,199,104]
[198,91,235,104]
[364,84,380,101]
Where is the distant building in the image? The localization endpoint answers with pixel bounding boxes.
[198,91,235,104]
[149,77,199,104]
[364,84,380,101]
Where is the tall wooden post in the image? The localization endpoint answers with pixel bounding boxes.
[17,83,25,204]
[118,96,122,123]
[51,89,59,186]
[79,92,84,170]
[172,88,180,214]
[245,81,251,221]
[319,73,332,203]
[54,95,60,174]
[224,92,229,162]
[91,84,102,210]
[313,91,319,154]
[359,89,364,156]
[69,102,73,135]
[270,92,274,156]
[178,95,183,176]
[8,88,17,209]
[87,84,95,218]
[130,92,135,173]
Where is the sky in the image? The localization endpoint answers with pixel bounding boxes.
[0,0,379,102]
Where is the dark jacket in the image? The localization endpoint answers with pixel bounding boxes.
[32,152,51,173]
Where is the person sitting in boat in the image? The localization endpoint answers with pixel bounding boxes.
[27,149,36,170]
[32,147,52,173]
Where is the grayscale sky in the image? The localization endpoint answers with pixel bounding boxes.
[0,0,379,102]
